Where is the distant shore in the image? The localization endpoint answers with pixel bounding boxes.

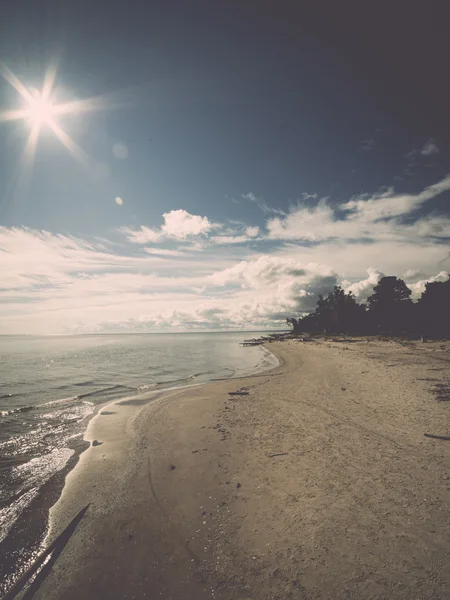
[12,338,450,600]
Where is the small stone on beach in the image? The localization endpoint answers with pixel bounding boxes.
[169,464,176,471]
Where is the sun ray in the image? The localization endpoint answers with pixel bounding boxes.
[0,63,35,103]
[47,120,89,165]
[41,62,58,102]
[24,123,41,157]
[0,62,129,187]
[0,108,29,123]
[52,87,135,118]
[0,63,94,168]
[18,123,40,185]
[52,96,113,117]
[3,123,41,213]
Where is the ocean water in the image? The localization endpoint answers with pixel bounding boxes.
[0,332,277,593]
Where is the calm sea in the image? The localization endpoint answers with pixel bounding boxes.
[0,332,277,594]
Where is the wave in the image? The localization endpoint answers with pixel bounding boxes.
[1,395,80,417]
[0,487,39,544]
[1,404,36,417]
[0,392,23,401]
[1,385,139,418]
[78,384,138,400]
[137,382,158,391]
[40,395,80,408]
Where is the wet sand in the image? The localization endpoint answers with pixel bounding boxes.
[16,339,450,600]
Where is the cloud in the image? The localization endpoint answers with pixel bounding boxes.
[342,268,384,301]
[246,226,260,237]
[421,139,439,156]
[209,226,260,245]
[161,209,215,238]
[122,225,163,243]
[2,175,450,334]
[402,269,424,282]
[407,271,449,299]
[210,255,337,312]
[144,248,188,257]
[267,175,450,242]
[242,192,286,215]
[209,235,253,245]
[408,215,450,238]
[122,209,218,244]
[267,199,335,241]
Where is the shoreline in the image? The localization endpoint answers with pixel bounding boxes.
[45,344,283,544]
[1,344,281,599]
[7,338,450,599]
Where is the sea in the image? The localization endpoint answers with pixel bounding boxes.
[0,331,278,594]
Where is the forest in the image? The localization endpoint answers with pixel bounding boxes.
[286,275,450,339]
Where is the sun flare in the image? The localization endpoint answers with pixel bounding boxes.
[25,92,56,127]
[0,62,120,172]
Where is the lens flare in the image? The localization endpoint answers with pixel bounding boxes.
[25,92,56,126]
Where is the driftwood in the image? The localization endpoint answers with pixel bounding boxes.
[228,391,249,396]
[267,452,289,457]
[424,433,450,440]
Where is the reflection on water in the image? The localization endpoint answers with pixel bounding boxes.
[0,332,278,595]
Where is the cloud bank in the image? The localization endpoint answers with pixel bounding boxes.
[1,175,449,334]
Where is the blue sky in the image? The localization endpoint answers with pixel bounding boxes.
[0,2,449,334]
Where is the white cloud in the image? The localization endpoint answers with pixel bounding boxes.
[341,175,450,221]
[408,215,450,238]
[402,269,423,282]
[206,256,339,320]
[210,235,252,245]
[144,248,188,257]
[122,209,217,244]
[242,192,258,203]
[267,200,335,241]
[210,255,337,309]
[1,175,450,334]
[407,271,449,299]
[267,175,450,242]
[246,226,260,238]
[342,268,384,301]
[421,139,439,156]
[161,209,214,238]
[242,192,285,215]
[122,225,163,243]
[209,225,260,245]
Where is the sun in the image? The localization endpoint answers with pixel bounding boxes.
[0,61,126,200]
[25,92,56,127]
[0,62,119,169]
[0,63,91,165]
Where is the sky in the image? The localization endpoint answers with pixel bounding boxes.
[0,2,449,334]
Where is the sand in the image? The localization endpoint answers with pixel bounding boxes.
[16,339,450,600]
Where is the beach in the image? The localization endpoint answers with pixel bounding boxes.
[14,338,450,600]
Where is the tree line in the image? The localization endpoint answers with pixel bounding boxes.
[286,275,450,339]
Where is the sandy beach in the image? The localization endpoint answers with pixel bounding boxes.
[14,338,450,600]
